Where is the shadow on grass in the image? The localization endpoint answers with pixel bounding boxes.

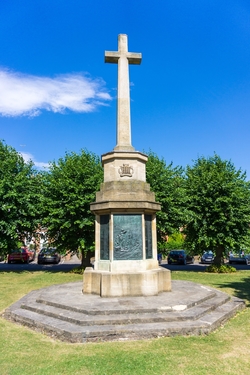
[161,262,250,272]
[213,276,250,306]
[161,263,207,272]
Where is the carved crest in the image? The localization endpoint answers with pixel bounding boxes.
[118,164,134,177]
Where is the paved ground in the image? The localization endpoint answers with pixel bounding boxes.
[3,279,245,343]
[0,254,81,272]
[1,257,250,272]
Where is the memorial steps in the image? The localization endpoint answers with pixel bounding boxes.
[3,280,244,343]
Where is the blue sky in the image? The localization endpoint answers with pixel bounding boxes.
[0,0,250,177]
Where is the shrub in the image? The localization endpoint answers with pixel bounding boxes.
[69,265,85,274]
[206,264,236,273]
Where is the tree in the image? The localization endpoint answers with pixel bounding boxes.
[41,149,103,265]
[145,151,187,252]
[165,232,185,251]
[184,154,250,265]
[0,140,41,256]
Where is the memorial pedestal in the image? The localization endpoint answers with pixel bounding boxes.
[83,150,172,297]
[83,267,171,297]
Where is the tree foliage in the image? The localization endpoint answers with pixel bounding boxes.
[165,232,185,251]
[184,154,250,264]
[41,150,103,261]
[145,151,187,249]
[0,140,41,255]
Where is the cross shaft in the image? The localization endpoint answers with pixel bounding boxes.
[105,34,142,151]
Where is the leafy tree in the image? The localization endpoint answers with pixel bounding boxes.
[0,140,41,256]
[145,151,187,252]
[41,149,103,265]
[165,232,185,251]
[184,154,250,265]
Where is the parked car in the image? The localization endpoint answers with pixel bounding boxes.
[7,247,36,264]
[201,251,214,264]
[37,248,61,264]
[167,250,194,265]
[157,253,163,265]
[228,252,250,265]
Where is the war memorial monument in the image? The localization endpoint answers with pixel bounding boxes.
[3,35,245,343]
[83,34,171,297]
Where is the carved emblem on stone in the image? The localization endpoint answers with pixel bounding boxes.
[118,164,134,177]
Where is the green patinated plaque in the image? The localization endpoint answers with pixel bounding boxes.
[113,214,142,260]
[145,215,153,259]
[100,215,109,260]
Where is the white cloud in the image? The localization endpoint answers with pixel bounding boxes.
[0,68,111,117]
[20,152,49,169]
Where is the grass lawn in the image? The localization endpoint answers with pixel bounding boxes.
[0,269,250,375]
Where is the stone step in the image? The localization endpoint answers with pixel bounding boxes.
[2,281,245,343]
[4,296,244,343]
[32,280,218,316]
[19,291,230,326]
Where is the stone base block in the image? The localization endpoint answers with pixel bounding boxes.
[83,267,171,297]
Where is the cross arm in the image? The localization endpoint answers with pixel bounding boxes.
[105,51,120,63]
[127,52,142,65]
[105,51,142,65]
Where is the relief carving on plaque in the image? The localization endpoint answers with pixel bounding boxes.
[118,164,134,177]
[113,214,143,260]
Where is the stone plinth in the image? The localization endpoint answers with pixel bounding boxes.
[84,149,170,297]
[83,267,171,297]
[84,147,172,297]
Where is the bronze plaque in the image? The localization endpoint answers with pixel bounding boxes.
[113,214,142,260]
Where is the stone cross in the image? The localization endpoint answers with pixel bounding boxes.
[105,34,142,151]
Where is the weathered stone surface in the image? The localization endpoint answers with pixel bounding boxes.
[102,151,148,182]
[2,280,245,343]
[83,267,171,297]
[82,267,101,294]
[90,200,161,214]
[95,180,156,203]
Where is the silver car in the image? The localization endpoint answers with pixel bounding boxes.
[37,248,61,264]
[201,251,214,264]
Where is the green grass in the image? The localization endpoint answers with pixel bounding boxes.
[0,270,250,375]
